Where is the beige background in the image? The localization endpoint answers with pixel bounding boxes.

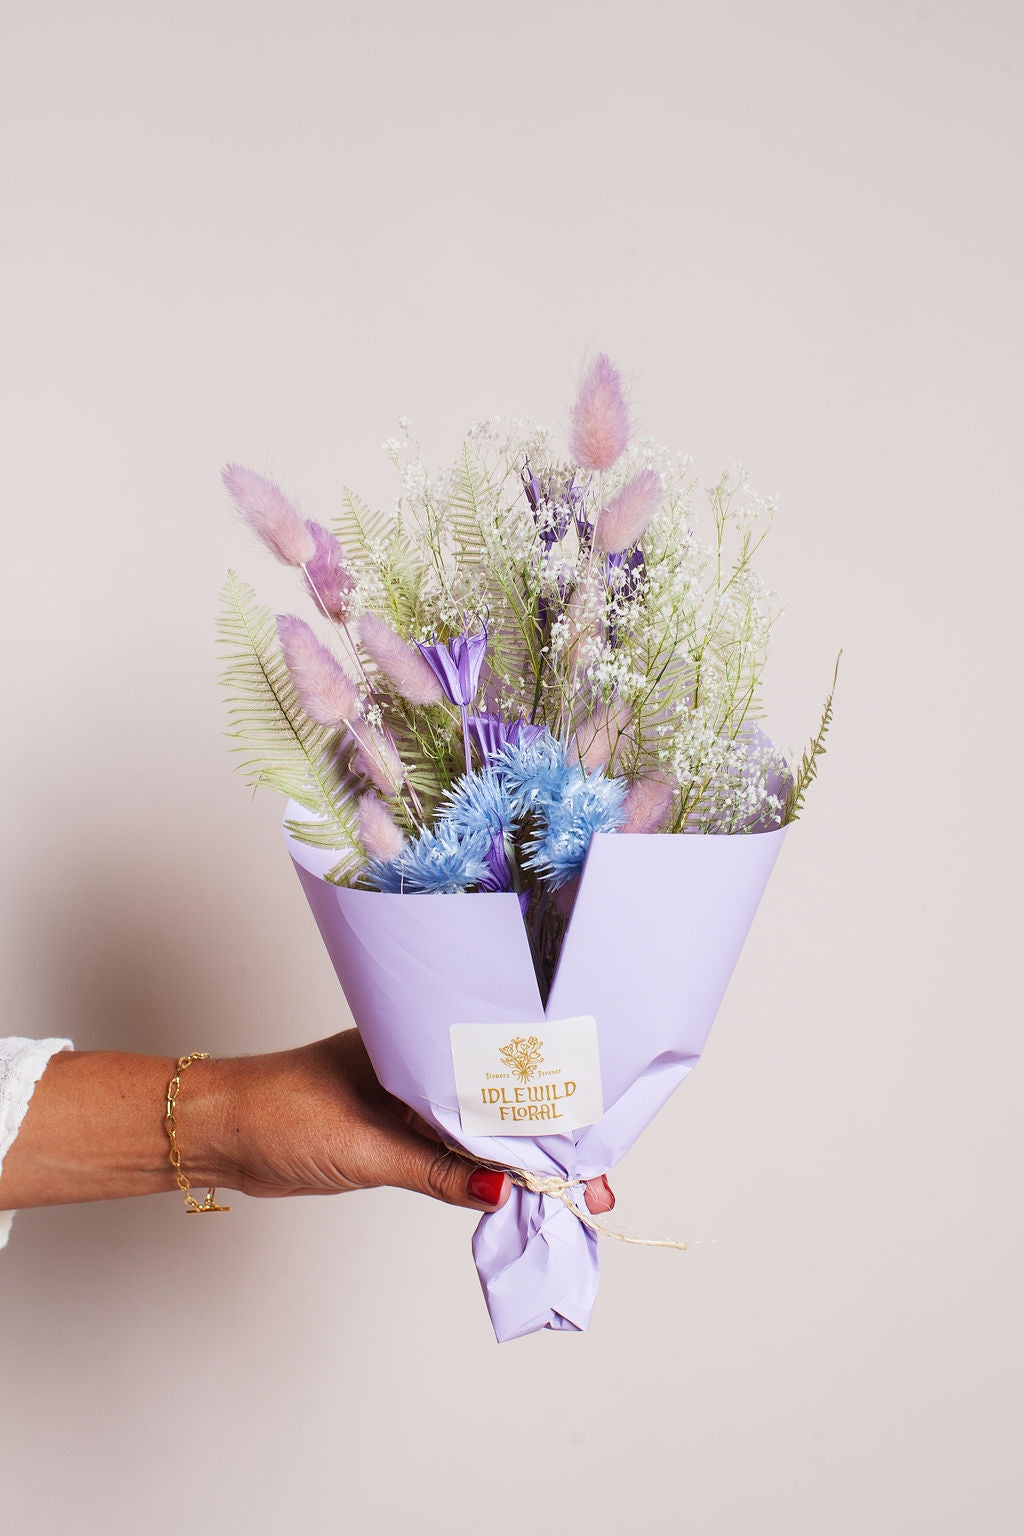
[1,2,1021,1532]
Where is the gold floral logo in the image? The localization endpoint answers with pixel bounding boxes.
[498,1035,544,1083]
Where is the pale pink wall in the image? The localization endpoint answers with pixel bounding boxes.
[1,2,1021,1533]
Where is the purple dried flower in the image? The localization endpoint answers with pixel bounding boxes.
[605,545,646,590]
[477,831,513,893]
[466,712,507,763]
[521,460,542,512]
[605,544,645,645]
[467,713,547,764]
[521,460,586,547]
[415,626,489,708]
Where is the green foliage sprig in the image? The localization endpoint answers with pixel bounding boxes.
[787,653,841,824]
[218,571,363,882]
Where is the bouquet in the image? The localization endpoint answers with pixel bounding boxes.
[219,354,836,1340]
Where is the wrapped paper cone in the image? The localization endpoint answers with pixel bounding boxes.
[285,806,786,1341]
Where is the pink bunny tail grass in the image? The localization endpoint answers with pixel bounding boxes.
[276,614,358,727]
[350,721,406,796]
[357,793,406,861]
[222,464,316,567]
[622,775,676,833]
[304,521,355,622]
[358,613,444,706]
[595,469,661,555]
[568,353,630,472]
[577,698,633,770]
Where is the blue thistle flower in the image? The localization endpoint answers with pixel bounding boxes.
[367,732,626,897]
[364,856,407,893]
[441,770,518,840]
[365,824,492,895]
[438,770,520,894]
[492,730,574,814]
[522,767,627,888]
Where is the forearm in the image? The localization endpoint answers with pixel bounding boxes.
[0,1050,236,1208]
[0,1032,527,1215]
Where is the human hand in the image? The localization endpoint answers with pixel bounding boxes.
[0,1031,614,1217]
[212,1029,615,1215]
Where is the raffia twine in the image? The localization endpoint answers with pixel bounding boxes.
[445,1144,712,1251]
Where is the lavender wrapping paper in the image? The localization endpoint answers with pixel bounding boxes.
[285,807,786,1341]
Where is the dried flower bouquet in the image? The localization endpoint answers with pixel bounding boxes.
[219,355,835,1338]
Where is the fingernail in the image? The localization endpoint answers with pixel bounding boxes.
[468,1169,507,1208]
[600,1175,616,1210]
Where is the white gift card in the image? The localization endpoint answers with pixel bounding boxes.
[450,1016,604,1138]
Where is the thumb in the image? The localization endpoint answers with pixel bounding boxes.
[389,1131,511,1212]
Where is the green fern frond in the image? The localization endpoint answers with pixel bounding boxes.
[448,444,491,565]
[284,820,365,889]
[218,571,362,870]
[332,488,391,559]
[449,445,525,571]
[325,857,360,886]
[786,652,841,823]
[375,527,430,633]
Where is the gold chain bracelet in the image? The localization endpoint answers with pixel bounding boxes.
[164,1053,231,1214]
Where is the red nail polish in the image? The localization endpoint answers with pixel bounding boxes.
[468,1169,506,1208]
[600,1175,616,1211]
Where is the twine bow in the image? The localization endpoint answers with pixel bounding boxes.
[447,1145,699,1251]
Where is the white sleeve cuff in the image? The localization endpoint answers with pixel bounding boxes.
[0,1036,74,1250]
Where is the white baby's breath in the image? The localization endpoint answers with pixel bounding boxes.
[327,412,805,830]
